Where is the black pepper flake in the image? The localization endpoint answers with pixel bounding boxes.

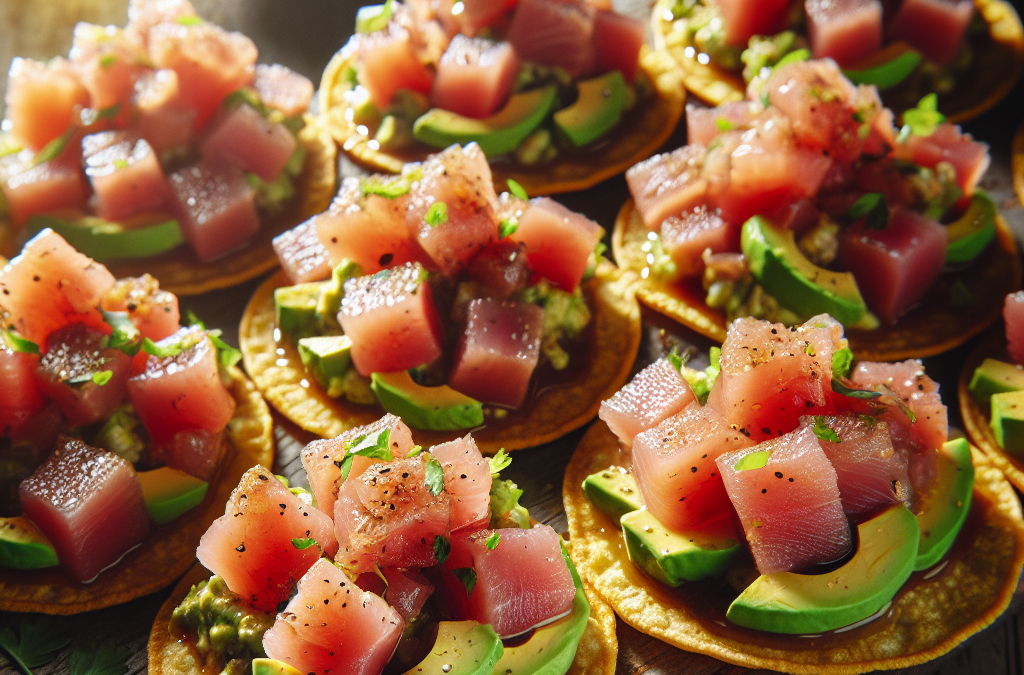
[761,488,767,494]
[775,471,783,478]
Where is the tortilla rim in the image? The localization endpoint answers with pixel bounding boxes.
[612,198,1023,361]
[0,366,274,615]
[0,116,337,297]
[563,419,1024,675]
[316,44,686,197]
[239,260,641,454]
[1013,123,1024,209]
[652,0,1024,123]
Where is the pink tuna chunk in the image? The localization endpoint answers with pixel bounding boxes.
[593,10,645,82]
[717,426,852,575]
[69,23,149,120]
[382,567,434,622]
[506,0,597,78]
[453,0,517,36]
[599,358,696,446]
[661,206,735,278]
[2,156,89,227]
[892,123,990,195]
[165,429,226,482]
[449,298,544,408]
[338,263,444,376]
[83,133,170,221]
[99,274,181,342]
[168,160,260,262]
[254,63,314,118]
[5,57,89,151]
[354,24,435,110]
[839,207,948,324]
[0,342,46,436]
[200,103,297,183]
[430,435,492,532]
[511,198,601,290]
[273,219,332,284]
[633,402,755,531]
[626,145,708,230]
[133,69,196,157]
[806,0,883,68]
[197,465,339,611]
[432,37,520,119]
[126,0,197,44]
[715,0,791,46]
[1006,291,1024,365]
[466,240,531,298]
[888,0,973,65]
[849,360,948,454]
[262,559,404,675]
[686,101,758,147]
[20,438,148,582]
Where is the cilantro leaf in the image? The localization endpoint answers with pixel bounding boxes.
[101,310,141,356]
[424,457,445,496]
[68,641,129,675]
[424,202,448,228]
[291,537,318,550]
[847,192,888,230]
[207,330,242,369]
[433,535,450,564]
[92,370,113,386]
[185,310,205,329]
[812,417,840,443]
[506,179,528,201]
[831,347,854,380]
[406,445,424,458]
[452,567,477,596]
[899,93,945,141]
[489,478,530,529]
[485,532,500,550]
[831,378,882,400]
[2,329,40,355]
[665,350,684,372]
[715,118,734,131]
[0,616,72,674]
[142,337,185,358]
[355,0,394,33]
[487,448,512,476]
[498,219,518,239]
[175,15,204,25]
[360,174,414,199]
[337,428,393,480]
[33,125,78,165]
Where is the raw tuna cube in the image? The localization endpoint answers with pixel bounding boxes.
[599,358,696,447]
[893,123,990,195]
[626,145,708,230]
[148,22,257,128]
[0,229,115,347]
[661,206,735,278]
[849,360,948,453]
[466,240,530,298]
[354,24,435,110]
[593,10,645,82]
[333,456,452,573]
[69,23,149,117]
[406,144,499,275]
[888,0,973,65]
[127,326,236,443]
[9,402,63,461]
[717,426,852,575]
[429,435,492,531]
[253,63,314,118]
[511,198,601,290]
[1006,292,1024,365]
[716,0,791,46]
[633,402,755,531]
[338,263,444,377]
[262,559,404,675]
[0,342,45,435]
[99,273,181,342]
[200,103,297,183]
[449,298,544,408]
[35,323,131,426]
[165,429,225,482]
[686,101,758,148]
[83,133,170,221]
[197,465,339,611]
[168,160,260,262]
[2,158,90,227]
[451,527,576,637]
[806,0,883,68]
[5,57,89,151]
[432,36,520,119]
[382,567,434,622]
[300,414,416,517]
[839,207,948,324]
[133,69,196,157]
[20,438,148,582]
[126,0,197,44]
[273,220,332,284]
[506,0,596,78]
[453,0,517,36]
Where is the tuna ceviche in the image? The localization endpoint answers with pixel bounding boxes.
[169,415,589,675]
[583,312,974,634]
[0,229,242,581]
[270,142,603,430]
[0,0,315,263]
[625,57,993,329]
[966,292,1024,456]
[331,0,651,165]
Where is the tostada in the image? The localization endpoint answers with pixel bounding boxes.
[317,0,685,195]
[0,0,336,296]
[564,312,1024,674]
[0,228,273,614]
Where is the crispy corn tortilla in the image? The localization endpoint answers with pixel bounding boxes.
[653,0,1024,123]
[1014,123,1024,210]
[317,46,685,197]
[239,260,641,454]
[0,366,274,615]
[564,420,1024,675]
[613,199,1023,362]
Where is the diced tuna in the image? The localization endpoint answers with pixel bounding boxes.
[686,101,758,148]
[715,0,791,46]
[9,402,63,461]
[633,402,755,531]
[599,358,696,447]
[893,123,990,195]
[506,0,597,78]
[200,104,297,183]
[133,69,196,157]
[429,435,493,531]
[717,426,852,575]
[253,63,314,118]
[0,341,45,436]
[20,438,148,582]
[165,429,226,481]
[354,24,435,110]
[839,207,948,324]
[432,36,520,119]
[338,263,445,376]
[465,240,530,298]
[510,198,601,290]
[887,0,973,65]
[592,10,645,82]
[849,360,948,453]
[2,157,90,227]
[806,0,884,68]
[452,0,518,36]
[69,23,149,118]
[449,298,544,408]
[126,0,197,44]
[273,220,332,284]
[661,206,735,278]
[99,274,181,342]
[83,132,170,221]
[626,145,708,230]
[382,567,434,622]
[5,57,89,151]
[168,160,260,262]
[1006,292,1024,365]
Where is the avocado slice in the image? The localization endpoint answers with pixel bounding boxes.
[945,192,997,264]
[297,335,355,398]
[553,70,629,148]
[727,504,919,634]
[316,259,363,330]
[582,467,642,521]
[138,467,209,525]
[252,658,303,675]
[991,390,1024,456]
[371,370,484,431]
[274,282,326,341]
[621,510,742,586]
[843,46,922,90]
[968,358,1024,408]
[400,621,503,675]
[741,215,868,326]
[0,516,58,569]
[915,438,974,571]
[413,85,557,157]
[26,213,183,263]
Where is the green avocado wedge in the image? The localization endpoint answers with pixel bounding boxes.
[252,658,303,675]
[298,336,355,398]
[138,467,209,525]
[991,390,1024,456]
[582,467,642,521]
[26,213,183,263]
[969,358,1024,407]
[621,510,742,586]
[727,504,919,634]
[915,438,975,571]
[843,47,923,90]
[274,282,326,341]
[945,192,997,264]
[401,621,503,675]
[554,71,629,147]
[0,516,59,569]
[371,370,484,431]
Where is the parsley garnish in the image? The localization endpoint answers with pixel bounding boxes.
[485,532,500,550]
[812,417,840,443]
[424,457,445,496]
[68,641,129,675]
[498,219,518,239]
[91,370,113,386]
[291,537,318,550]
[101,310,141,356]
[847,193,888,230]
[208,330,241,369]
[715,118,734,132]
[433,535,450,564]
[831,347,854,380]
[2,329,40,355]
[99,55,117,69]
[452,567,477,596]
[337,428,393,480]
[424,202,448,228]
[665,349,684,372]
[506,179,528,201]
[898,93,944,142]
[359,172,417,199]
[0,616,71,675]
[488,448,512,476]
[831,379,883,400]
[186,310,205,329]
[175,15,204,25]
[142,338,184,358]
[406,445,424,458]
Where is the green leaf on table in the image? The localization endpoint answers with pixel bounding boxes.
[0,616,72,675]
[68,641,129,675]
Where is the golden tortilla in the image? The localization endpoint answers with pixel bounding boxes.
[239,260,641,454]
[653,0,1024,123]
[317,46,685,197]
[564,420,1024,675]
[613,199,1023,362]
[0,366,274,615]
[1014,123,1024,209]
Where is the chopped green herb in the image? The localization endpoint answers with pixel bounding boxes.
[186,310,205,329]
[812,416,840,443]
[831,347,854,380]
[360,175,413,199]
[734,450,771,471]
[715,118,734,132]
[498,218,518,239]
[92,370,113,386]
[899,93,945,141]
[101,310,141,356]
[208,330,241,369]
[175,15,204,25]
[831,379,882,399]
[291,537,318,550]
[857,413,878,429]
[0,616,72,675]
[356,0,394,33]
[337,428,393,480]
[68,641,129,675]
[424,202,448,227]
[433,535,450,564]
[142,337,184,358]
[452,567,477,596]
[666,350,684,372]
[485,532,500,550]
[424,457,445,496]
[2,329,40,355]
[99,54,117,69]
[406,445,424,458]
[488,448,512,475]
[506,179,528,201]
[847,192,888,230]
[32,126,76,165]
